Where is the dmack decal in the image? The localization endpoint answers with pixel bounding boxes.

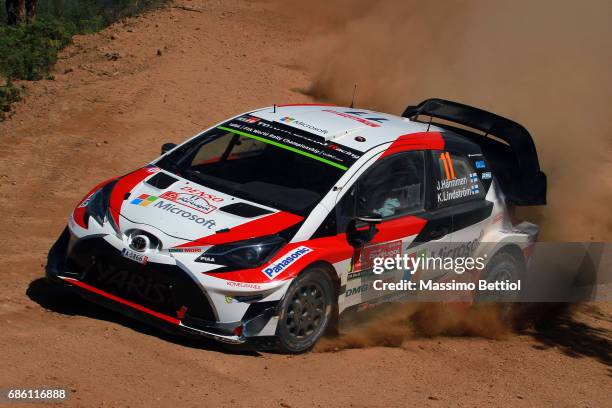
[262,246,311,280]
[346,283,369,297]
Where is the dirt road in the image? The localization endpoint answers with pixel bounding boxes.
[0,1,610,406]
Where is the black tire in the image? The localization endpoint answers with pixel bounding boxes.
[476,251,524,304]
[275,267,334,354]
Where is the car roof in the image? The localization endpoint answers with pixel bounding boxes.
[249,104,478,154]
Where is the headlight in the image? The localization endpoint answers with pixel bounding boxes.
[196,235,286,269]
[85,180,118,232]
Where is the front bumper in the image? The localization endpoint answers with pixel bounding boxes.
[45,228,277,345]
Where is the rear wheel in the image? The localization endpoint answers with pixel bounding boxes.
[275,267,334,353]
[475,251,524,319]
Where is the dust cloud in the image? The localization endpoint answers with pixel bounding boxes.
[287,1,610,348]
[291,0,612,241]
[315,303,510,352]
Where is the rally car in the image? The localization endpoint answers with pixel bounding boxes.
[46,98,547,353]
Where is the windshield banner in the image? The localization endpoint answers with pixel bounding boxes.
[219,116,363,170]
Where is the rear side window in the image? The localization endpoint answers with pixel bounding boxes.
[434,151,484,207]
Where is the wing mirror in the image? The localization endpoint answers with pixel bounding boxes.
[346,214,382,248]
[161,142,177,154]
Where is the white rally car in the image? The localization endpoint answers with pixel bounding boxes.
[46,98,547,353]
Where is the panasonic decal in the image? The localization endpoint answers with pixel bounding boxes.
[262,246,312,280]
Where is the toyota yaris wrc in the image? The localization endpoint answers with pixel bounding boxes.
[46,98,547,353]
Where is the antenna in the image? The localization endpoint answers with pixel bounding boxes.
[273,104,276,113]
[427,115,433,131]
[350,84,357,108]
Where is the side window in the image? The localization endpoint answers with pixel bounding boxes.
[434,151,484,207]
[340,151,425,220]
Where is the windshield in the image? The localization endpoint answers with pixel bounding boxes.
[156,116,361,215]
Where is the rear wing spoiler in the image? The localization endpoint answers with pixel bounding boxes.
[402,98,546,205]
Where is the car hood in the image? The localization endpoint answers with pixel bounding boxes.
[108,167,303,245]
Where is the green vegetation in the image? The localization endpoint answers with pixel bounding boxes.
[0,80,22,120]
[0,0,168,120]
[0,18,74,80]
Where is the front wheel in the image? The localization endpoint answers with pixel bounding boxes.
[275,267,334,354]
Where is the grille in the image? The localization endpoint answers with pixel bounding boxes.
[64,238,215,321]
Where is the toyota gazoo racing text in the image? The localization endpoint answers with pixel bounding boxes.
[46,98,547,353]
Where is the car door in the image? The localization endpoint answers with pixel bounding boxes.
[334,150,450,304]
[427,150,493,272]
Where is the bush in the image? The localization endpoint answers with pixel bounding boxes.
[0,18,75,81]
[0,81,23,120]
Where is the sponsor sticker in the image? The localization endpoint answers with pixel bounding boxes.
[78,191,96,208]
[130,193,158,207]
[350,240,402,280]
[168,247,205,253]
[180,186,224,202]
[151,200,216,229]
[481,171,492,180]
[262,246,312,280]
[226,281,262,290]
[346,283,369,297]
[160,191,217,214]
[322,109,388,128]
[283,118,329,135]
[475,160,486,169]
[129,192,217,228]
[121,248,148,265]
[237,116,261,124]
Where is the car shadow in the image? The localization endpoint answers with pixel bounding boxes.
[26,277,260,357]
[523,304,611,376]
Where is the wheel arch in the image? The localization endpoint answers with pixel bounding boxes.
[490,243,527,274]
[495,243,524,259]
[298,260,341,297]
